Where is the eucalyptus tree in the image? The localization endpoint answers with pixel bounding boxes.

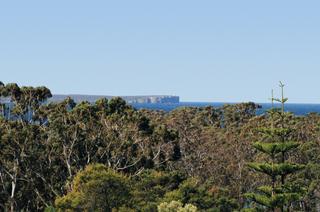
[0,83,52,121]
[0,118,50,211]
[46,97,80,182]
[55,164,130,211]
[19,86,52,122]
[222,102,259,129]
[0,83,21,120]
[1,81,318,211]
[95,97,176,173]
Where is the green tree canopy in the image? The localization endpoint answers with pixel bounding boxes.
[55,164,130,211]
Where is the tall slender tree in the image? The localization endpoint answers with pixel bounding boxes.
[245,82,305,211]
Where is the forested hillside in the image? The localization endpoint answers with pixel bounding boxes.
[0,82,319,211]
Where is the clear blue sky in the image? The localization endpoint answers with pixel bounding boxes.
[1,1,319,103]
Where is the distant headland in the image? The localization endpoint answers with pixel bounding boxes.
[49,94,180,104]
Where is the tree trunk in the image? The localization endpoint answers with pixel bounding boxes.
[10,180,16,212]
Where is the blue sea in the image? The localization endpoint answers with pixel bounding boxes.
[131,102,320,116]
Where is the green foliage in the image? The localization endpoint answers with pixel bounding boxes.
[130,170,187,211]
[55,164,130,211]
[44,206,57,212]
[245,82,306,211]
[158,201,197,212]
[162,179,238,211]
[252,141,299,156]
[248,162,305,177]
[163,178,215,209]
[245,192,301,209]
[0,82,318,211]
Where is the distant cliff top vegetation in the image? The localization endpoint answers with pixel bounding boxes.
[49,94,180,104]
